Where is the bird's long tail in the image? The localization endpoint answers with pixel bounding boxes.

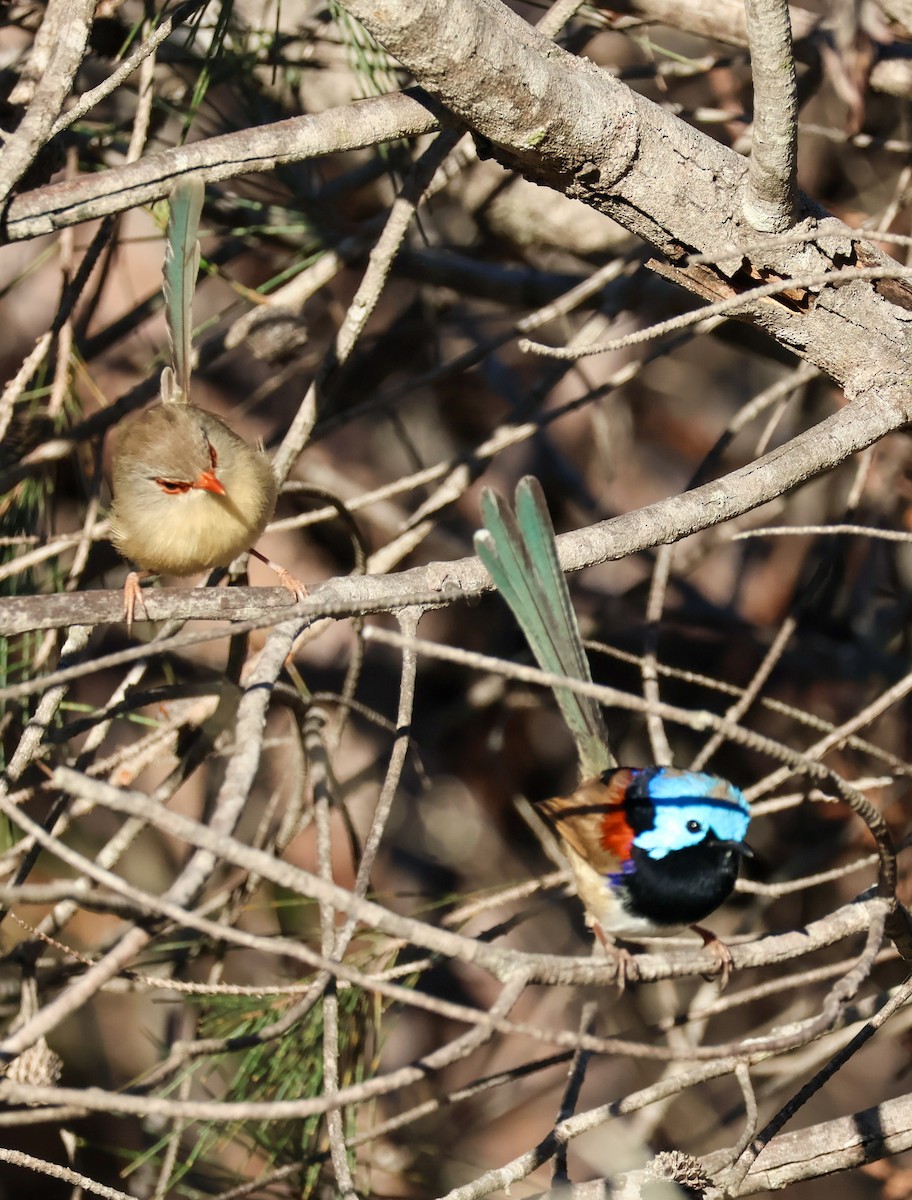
[474,476,615,780]
[161,178,204,405]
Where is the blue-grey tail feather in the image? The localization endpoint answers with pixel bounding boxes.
[474,476,614,778]
[163,178,204,403]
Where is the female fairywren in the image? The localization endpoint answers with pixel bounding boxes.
[474,477,751,951]
[109,179,304,628]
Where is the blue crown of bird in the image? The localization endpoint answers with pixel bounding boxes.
[474,477,751,948]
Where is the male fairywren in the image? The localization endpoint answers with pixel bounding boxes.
[474,478,751,958]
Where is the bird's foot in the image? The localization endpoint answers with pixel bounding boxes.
[249,548,307,602]
[273,564,307,603]
[594,924,639,990]
[692,924,734,990]
[123,571,151,634]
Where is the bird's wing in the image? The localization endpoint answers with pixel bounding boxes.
[474,475,615,779]
[537,773,633,873]
[162,178,204,404]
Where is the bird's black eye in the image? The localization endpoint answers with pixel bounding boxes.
[207,439,218,469]
[686,819,702,834]
[155,478,192,495]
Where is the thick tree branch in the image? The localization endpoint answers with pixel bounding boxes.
[3,2,910,401]
[340,0,912,396]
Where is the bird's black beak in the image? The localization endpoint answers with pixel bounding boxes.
[729,840,754,858]
[712,836,754,858]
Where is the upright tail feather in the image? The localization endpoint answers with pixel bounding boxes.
[162,178,204,405]
[474,476,615,780]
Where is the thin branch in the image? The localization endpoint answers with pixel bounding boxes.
[725,974,912,1192]
[37,767,894,994]
[520,263,912,360]
[0,1148,134,1200]
[0,0,94,204]
[5,363,912,649]
[3,89,444,240]
[49,0,208,138]
[272,127,464,481]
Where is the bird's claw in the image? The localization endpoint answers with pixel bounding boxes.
[692,924,734,990]
[123,571,150,634]
[273,565,307,603]
[612,944,639,991]
[247,548,307,603]
[594,924,639,991]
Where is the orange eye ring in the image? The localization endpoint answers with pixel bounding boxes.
[155,478,192,495]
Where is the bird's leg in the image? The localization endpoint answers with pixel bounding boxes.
[248,548,307,602]
[593,924,638,990]
[691,924,734,990]
[123,571,152,634]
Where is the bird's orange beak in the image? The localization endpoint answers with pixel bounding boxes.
[193,469,226,496]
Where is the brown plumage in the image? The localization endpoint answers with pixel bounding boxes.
[109,404,304,629]
[536,772,642,935]
[108,178,304,629]
[109,405,278,578]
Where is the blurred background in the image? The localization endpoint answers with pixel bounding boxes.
[2,0,912,1196]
